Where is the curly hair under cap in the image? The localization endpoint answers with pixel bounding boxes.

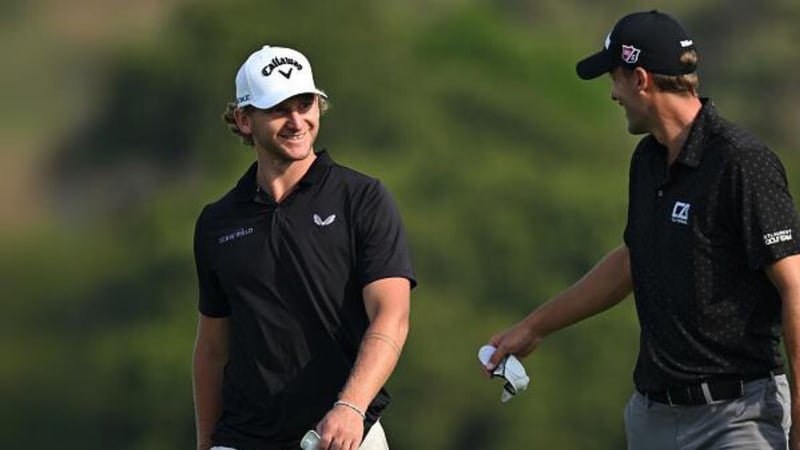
[221,94,329,147]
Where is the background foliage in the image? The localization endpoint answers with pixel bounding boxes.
[2,0,799,449]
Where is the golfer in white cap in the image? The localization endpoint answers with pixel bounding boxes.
[192,44,417,450]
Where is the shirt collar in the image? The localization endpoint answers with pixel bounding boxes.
[674,97,717,168]
[232,150,333,202]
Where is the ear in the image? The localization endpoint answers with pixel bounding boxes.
[632,67,651,93]
[233,108,253,135]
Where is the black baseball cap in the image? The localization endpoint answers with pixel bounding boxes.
[576,10,696,80]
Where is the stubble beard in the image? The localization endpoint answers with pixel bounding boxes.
[254,128,316,165]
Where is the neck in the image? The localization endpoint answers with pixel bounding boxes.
[650,94,702,165]
[255,148,317,203]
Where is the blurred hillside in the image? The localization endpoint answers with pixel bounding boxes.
[2,0,799,449]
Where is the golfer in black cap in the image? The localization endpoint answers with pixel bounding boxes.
[485,10,800,449]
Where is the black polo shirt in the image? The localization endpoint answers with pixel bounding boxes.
[193,151,416,450]
[624,99,800,392]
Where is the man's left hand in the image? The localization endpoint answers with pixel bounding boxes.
[316,405,364,450]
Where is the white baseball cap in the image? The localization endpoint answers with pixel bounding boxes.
[235,45,327,109]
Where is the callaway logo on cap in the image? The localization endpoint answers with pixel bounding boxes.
[235,45,327,109]
[576,10,696,80]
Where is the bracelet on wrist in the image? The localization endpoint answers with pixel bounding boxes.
[333,400,366,419]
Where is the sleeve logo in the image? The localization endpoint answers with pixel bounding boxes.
[763,229,793,246]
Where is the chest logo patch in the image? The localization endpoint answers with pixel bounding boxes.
[218,227,254,244]
[671,201,691,225]
[313,214,336,227]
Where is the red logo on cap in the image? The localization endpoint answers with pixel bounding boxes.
[621,45,641,64]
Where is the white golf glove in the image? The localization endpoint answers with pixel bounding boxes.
[478,345,530,402]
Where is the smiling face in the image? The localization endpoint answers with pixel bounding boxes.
[609,67,651,135]
[235,93,321,163]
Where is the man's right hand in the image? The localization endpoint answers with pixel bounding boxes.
[484,319,541,372]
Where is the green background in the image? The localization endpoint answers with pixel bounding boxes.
[2,0,799,448]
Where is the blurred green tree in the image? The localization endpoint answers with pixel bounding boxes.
[4,0,798,449]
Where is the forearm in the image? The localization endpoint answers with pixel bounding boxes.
[766,255,800,449]
[784,297,800,450]
[193,351,226,450]
[524,244,633,338]
[337,277,410,413]
[781,286,800,449]
[314,278,410,449]
[337,313,408,412]
[487,245,632,363]
[192,315,230,450]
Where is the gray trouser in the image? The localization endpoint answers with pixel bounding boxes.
[210,420,389,450]
[624,375,791,450]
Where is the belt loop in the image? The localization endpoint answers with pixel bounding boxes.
[700,382,713,403]
[666,390,674,407]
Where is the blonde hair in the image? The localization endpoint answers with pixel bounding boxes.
[221,94,329,147]
[651,50,700,95]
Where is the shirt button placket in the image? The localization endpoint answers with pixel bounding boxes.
[270,206,282,254]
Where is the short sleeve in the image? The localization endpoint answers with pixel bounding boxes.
[194,207,231,317]
[354,180,417,289]
[730,148,800,269]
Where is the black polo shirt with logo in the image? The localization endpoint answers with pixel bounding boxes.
[624,99,800,392]
[193,151,416,449]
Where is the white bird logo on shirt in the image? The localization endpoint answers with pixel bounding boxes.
[313,214,336,226]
